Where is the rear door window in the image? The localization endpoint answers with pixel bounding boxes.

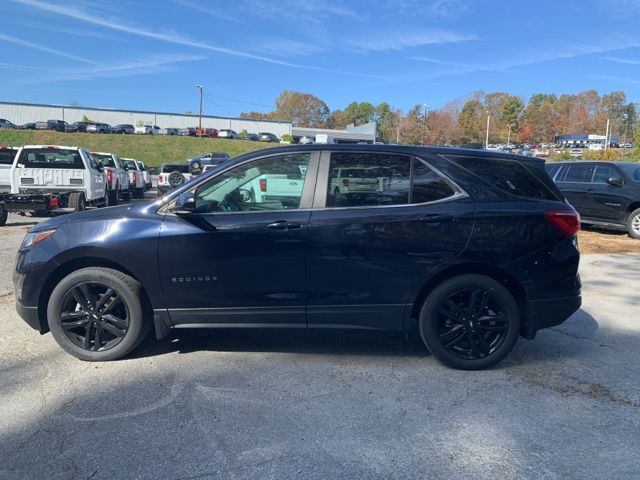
[563,164,594,183]
[592,165,618,184]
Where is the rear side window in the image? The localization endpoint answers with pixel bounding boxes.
[563,164,594,183]
[0,149,16,165]
[92,153,116,168]
[545,163,561,179]
[326,152,455,208]
[18,148,85,169]
[592,165,618,184]
[448,156,557,201]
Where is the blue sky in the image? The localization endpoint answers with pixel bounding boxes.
[2,0,640,116]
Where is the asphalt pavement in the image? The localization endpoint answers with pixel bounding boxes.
[0,214,638,479]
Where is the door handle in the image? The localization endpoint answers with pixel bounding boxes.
[267,220,301,230]
[420,214,454,224]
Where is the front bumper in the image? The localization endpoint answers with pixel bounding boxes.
[16,300,42,332]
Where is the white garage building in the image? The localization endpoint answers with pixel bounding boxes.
[0,101,292,137]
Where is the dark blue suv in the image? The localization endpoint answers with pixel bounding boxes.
[14,145,581,369]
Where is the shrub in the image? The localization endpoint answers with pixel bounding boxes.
[280,134,292,143]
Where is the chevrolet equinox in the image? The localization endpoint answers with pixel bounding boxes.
[14,145,582,370]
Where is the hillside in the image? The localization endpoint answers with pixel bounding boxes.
[0,130,278,166]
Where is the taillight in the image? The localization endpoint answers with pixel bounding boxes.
[133,172,137,181]
[106,169,113,183]
[343,178,349,187]
[544,210,580,236]
[48,196,59,207]
[158,174,163,182]
[259,178,267,192]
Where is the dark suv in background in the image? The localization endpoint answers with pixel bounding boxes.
[547,161,640,239]
[14,146,581,370]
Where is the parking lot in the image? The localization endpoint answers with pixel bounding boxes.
[0,214,638,479]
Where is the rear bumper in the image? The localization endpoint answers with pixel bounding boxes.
[522,294,582,339]
[3,194,54,212]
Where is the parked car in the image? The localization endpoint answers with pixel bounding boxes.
[0,119,16,129]
[185,152,231,171]
[90,152,130,204]
[157,163,193,195]
[135,125,161,135]
[178,127,196,136]
[218,129,239,139]
[70,121,91,132]
[159,127,178,135]
[241,132,259,141]
[588,143,604,151]
[546,161,640,239]
[120,158,145,198]
[19,122,36,130]
[35,120,69,132]
[194,128,218,138]
[532,148,549,158]
[135,160,152,190]
[298,135,314,145]
[1,145,107,218]
[113,124,135,134]
[13,145,581,369]
[0,146,19,196]
[86,123,113,134]
[258,132,279,142]
[569,148,582,158]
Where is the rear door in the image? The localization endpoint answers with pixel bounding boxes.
[82,150,106,200]
[306,150,475,331]
[589,163,628,224]
[555,163,595,218]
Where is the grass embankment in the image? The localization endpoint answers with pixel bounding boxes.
[0,130,276,166]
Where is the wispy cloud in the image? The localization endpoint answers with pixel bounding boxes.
[592,73,640,85]
[603,56,640,65]
[0,32,94,63]
[382,0,473,18]
[9,0,381,78]
[171,0,248,25]
[345,30,477,52]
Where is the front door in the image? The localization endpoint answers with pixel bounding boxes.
[306,151,475,331]
[158,151,318,327]
[589,164,628,224]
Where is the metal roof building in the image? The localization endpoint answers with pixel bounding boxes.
[0,101,293,137]
[292,122,377,143]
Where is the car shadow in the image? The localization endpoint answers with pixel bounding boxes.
[129,308,602,365]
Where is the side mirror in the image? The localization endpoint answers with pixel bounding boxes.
[171,192,195,214]
[96,164,104,172]
[122,165,129,171]
[607,177,624,187]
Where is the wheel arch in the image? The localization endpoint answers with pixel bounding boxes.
[36,257,153,334]
[627,201,640,215]
[410,262,529,336]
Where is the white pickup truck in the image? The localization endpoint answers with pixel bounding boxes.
[0,146,19,193]
[90,152,130,205]
[120,157,145,199]
[0,145,107,222]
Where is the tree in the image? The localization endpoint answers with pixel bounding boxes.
[457,99,485,144]
[634,125,640,161]
[500,96,524,143]
[374,102,399,143]
[325,109,348,129]
[343,101,375,126]
[239,111,271,120]
[273,90,330,127]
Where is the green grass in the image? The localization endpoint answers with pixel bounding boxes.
[0,130,278,166]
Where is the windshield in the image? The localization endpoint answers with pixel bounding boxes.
[18,148,84,169]
[92,153,116,167]
[618,163,640,182]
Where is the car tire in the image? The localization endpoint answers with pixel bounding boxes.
[190,160,201,171]
[626,208,640,239]
[47,267,149,361]
[418,274,520,370]
[0,207,7,226]
[108,187,119,206]
[69,192,86,212]
[135,187,144,199]
[103,192,111,208]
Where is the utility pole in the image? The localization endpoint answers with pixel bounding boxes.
[623,113,629,157]
[196,84,203,134]
[485,114,490,149]
[605,118,610,150]
[421,104,429,146]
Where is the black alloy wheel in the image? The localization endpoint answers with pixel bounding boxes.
[419,274,520,370]
[48,267,148,361]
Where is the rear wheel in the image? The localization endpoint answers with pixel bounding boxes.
[0,207,7,226]
[418,274,520,370]
[68,192,86,212]
[135,187,145,199]
[47,267,149,361]
[108,186,119,205]
[627,208,640,239]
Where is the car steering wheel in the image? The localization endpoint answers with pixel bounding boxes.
[220,192,241,211]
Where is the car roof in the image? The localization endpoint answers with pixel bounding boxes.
[21,144,82,150]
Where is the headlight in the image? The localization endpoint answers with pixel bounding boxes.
[21,229,56,248]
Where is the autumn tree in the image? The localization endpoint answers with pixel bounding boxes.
[273,90,329,127]
[500,96,524,144]
[457,99,486,144]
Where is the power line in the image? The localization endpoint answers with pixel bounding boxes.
[202,94,233,116]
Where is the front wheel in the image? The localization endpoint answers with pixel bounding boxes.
[47,267,149,361]
[418,274,520,370]
[627,208,640,240]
